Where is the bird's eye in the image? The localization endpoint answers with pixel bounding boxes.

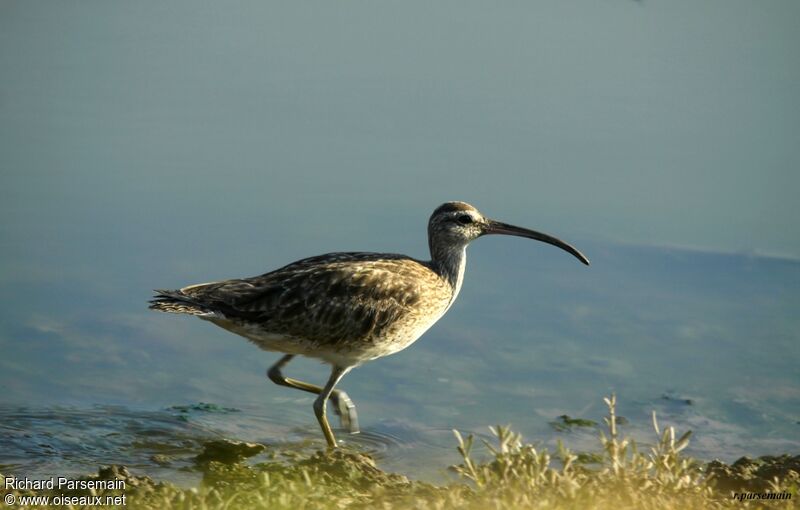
[457,215,473,225]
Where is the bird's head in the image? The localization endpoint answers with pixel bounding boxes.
[428,201,589,265]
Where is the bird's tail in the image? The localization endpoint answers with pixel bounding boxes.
[149,289,211,316]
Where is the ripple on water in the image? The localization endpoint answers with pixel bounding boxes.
[0,399,640,485]
[0,403,496,485]
[336,421,497,482]
[0,404,226,486]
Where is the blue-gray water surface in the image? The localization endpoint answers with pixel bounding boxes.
[1,239,798,483]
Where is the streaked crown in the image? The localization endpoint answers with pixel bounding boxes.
[428,201,486,252]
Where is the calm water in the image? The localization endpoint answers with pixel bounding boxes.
[1,239,798,483]
[1,0,798,486]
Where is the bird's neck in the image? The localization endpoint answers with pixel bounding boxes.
[430,243,467,303]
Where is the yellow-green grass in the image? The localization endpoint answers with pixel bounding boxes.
[2,395,797,509]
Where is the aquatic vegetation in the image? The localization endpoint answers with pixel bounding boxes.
[165,402,242,424]
[194,439,266,466]
[548,414,599,431]
[1,395,796,509]
[449,394,796,509]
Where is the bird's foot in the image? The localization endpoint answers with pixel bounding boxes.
[330,391,359,434]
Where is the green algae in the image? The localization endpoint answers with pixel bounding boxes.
[549,414,599,431]
[2,396,797,510]
[194,439,266,466]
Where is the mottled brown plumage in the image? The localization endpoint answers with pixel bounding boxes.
[152,253,452,366]
[150,201,589,448]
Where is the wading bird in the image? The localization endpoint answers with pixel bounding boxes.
[150,201,589,447]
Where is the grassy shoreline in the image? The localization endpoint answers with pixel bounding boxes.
[2,396,797,509]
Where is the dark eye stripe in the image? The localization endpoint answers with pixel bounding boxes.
[457,215,473,225]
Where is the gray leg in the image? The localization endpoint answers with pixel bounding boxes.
[314,365,352,448]
[267,355,359,433]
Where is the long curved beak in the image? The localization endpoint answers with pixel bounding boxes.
[484,220,590,266]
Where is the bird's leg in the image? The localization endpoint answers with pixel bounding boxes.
[266,355,359,433]
[330,390,359,434]
[314,365,351,448]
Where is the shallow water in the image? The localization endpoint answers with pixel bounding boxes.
[1,241,798,484]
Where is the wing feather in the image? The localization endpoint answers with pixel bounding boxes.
[172,252,448,344]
